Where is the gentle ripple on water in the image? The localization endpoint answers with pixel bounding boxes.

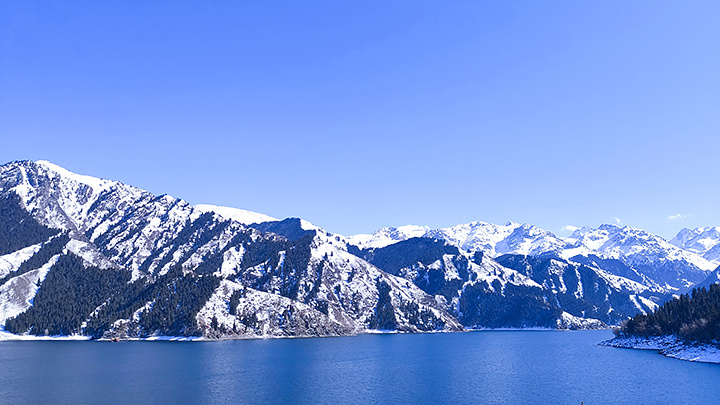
[1,330,719,404]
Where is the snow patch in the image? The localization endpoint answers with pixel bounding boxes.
[0,243,43,279]
[601,335,720,364]
[556,312,605,330]
[0,254,60,327]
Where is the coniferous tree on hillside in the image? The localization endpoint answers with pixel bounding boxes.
[0,192,59,255]
[136,267,221,336]
[0,232,70,286]
[5,253,130,335]
[617,284,720,343]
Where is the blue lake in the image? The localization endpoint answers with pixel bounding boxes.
[1,330,719,404]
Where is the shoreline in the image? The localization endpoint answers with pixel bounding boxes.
[0,327,611,342]
[600,335,720,364]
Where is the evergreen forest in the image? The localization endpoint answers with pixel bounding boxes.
[617,284,720,343]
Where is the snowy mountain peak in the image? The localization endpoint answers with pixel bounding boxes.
[670,227,720,263]
[35,160,114,192]
[347,225,429,249]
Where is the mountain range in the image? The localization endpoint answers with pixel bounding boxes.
[0,160,718,339]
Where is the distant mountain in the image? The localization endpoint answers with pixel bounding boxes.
[426,221,574,257]
[351,221,572,257]
[350,237,570,329]
[0,160,461,339]
[350,222,716,293]
[694,265,720,291]
[352,236,667,328]
[670,227,720,263]
[495,254,669,325]
[347,225,429,249]
[567,225,715,290]
[2,160,716,339]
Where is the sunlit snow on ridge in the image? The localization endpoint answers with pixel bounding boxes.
[194,204,277,225]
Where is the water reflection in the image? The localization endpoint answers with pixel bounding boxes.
[1,331,719,404]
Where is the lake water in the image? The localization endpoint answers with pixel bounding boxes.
[1,330,719,404]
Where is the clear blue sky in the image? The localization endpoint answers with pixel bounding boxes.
[1,1,718,238]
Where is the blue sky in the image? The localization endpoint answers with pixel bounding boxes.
[1,1,718,238]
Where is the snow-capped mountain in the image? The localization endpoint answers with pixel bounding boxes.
[422,221,520,255]
[0,160,461,339]
[1,160,715,339]
[353,221,576,258]
[567,225,715,290]
[347,225,429,249]
[670,227,720,263]
[353,237,667,328]
[351,221,716,293]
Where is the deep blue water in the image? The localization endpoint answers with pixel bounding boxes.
[1,330,719,404]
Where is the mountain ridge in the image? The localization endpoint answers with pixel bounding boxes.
[0,160,716,339]
[349,220,718,293]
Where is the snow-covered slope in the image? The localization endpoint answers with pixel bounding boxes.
[0,255,58,328]
[353,221,574,258]
[695,265,720,291]
[347,225,429,249]
[424,221,519,255]
[352,221,715,293]
[351,236,664,327]
[0,160,461,339]
[0,244,42,279]
[670,227,720,263]
[194,204,277,225]
[567,225,715,290]
[2,160,716,337]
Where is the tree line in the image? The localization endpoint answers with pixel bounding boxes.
[617,284,720,343]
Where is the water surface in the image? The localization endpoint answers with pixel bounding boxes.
[1,330,718,404]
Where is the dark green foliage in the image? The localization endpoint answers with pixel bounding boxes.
[240,232,315,302]
[136,267,221,336]
[497,254,664,325]
[397,300,446,331]
[83,277,156,337]
[458,281,560,328]
[84,267,220,338]
[0,192,59,255]
[369,280,397,330]
[228,289,243,316]
[618,284,720,343]
[357,237,461,276]
[137,212,230,275]
[5,253,131,335]
[0,232,70,286]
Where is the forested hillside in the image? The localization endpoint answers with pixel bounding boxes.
[617,284,720,343]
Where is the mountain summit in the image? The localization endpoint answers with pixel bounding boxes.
[0,160,716,339]
[0,160,460,339]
